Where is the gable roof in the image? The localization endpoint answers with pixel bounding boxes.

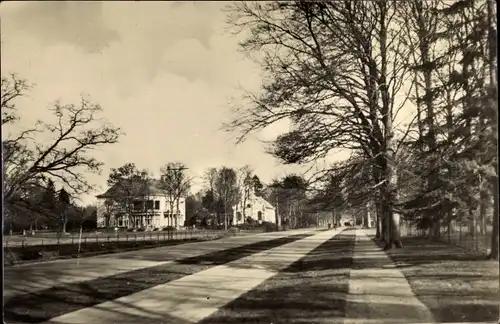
[255,195,275,210]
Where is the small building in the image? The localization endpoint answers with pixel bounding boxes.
[232,190,276,225]
[95,180,186,229]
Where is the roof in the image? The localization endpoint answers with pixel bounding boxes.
[255,195,275,210]
[96,179,168,199]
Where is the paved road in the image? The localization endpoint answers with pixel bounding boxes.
[4,228,317,299]
[4,228,495,324]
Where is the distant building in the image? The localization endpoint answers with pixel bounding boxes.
[95,180,186,229]
[232,189,276,225]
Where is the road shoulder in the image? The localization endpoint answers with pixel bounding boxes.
[344,229,435,324]
[376,232,499,323]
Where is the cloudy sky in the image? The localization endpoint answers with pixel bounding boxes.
[1,1,320,205]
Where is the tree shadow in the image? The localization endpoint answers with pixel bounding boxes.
[199,232,356,324]
[3,233,312,323]
[365,234,499,323]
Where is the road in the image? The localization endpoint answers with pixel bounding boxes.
[4,228,497,324]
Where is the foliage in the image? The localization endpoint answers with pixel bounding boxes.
[224,0,498,252]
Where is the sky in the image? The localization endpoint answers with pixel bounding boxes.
[1,1,320,205]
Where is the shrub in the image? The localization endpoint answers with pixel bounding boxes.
[261,221,277,232]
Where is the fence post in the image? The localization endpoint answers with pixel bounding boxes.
[107,235,110,243]
[72,236,74,244]
[475,231,479,251]
[459,224,462,247]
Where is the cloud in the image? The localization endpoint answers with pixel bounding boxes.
[1,2,121,53]
[1,1,309,205]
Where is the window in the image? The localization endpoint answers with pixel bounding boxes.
[164,210,171,218]
[257,211,263,221]
[133,201,143,211]
[246,204,251,208]
[236,212,242,221]
[146,200,154,210]
[154,200,160,210]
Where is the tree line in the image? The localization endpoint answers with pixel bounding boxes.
[105,162,332,230]
[223,0,498,259]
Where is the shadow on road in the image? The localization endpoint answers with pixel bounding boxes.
[3,233,312,323]
[200,232,355,324]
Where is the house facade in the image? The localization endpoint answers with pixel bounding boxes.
[232,190,276,225]
[96,180,186,229]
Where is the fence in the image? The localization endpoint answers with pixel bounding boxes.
[3,228,228,249]
[400,220,492,254]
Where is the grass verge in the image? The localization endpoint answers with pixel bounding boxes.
[3,234,228,267]
[373,234,499,323]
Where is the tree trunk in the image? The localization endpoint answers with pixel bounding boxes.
[275,189,281,230]
[479,191,487,235]
[62,213,67,234]
[415,0,440,241]
[432,217,440,240]
[489,175,499,259]
[382,130,402,249]
[487,0,498,260]
[375,201,382,239]
[224,197,228,231]
[176,198,181,228]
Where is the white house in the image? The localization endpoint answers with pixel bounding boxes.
[232,190,276,225]
[96,180,186,229]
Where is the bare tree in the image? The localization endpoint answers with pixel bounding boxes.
[1,74,30,126]
[160,162,191,228]
[236,165,253,224]
[224,1,413,248]
[107,163,149,228]
[2,75,122,218]
[203,167,220,219]
[215,167,239,230]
